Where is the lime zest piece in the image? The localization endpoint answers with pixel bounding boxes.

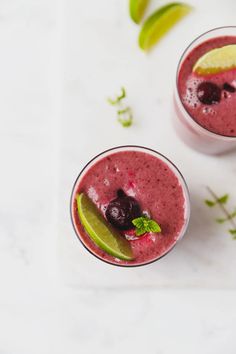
[117,107,133,127]
[76,193,134,261]
[129,0,150,24]
[107,87,126,105]
[139,2,192,51]
[107,87,133,128]
[193,45,236,76]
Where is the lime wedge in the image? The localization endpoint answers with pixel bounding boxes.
[193,45,236,75]
[129,0,150,24]
[76,193,134,261]
[139,3,192,51]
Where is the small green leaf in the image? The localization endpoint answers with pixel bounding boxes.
[229,229,236,240]
[216,217,227,224]
[217,194,229,204]
[132,217,144,228]
[132,216,161,236]
[205,199,215,207]
[229,210,236,219]
[216,210,236,224]
[148,220,161,233]
[136,227,147,236]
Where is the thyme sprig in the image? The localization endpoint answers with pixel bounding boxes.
[205,186,236,239]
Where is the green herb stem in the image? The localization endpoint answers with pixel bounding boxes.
[206,186,236,229]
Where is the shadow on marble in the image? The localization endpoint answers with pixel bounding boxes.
[180,189,218,247]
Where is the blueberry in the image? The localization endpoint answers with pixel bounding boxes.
[197,82,221,105]
[223,82,236,93]
[105,190,141,230]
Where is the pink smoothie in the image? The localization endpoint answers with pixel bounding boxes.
[72,149,188,266]
[178,36,236,137]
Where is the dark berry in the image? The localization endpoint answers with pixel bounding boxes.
[117,189,126,198]
[223,82,236,93]
[197,82,221,105]
[105,190,141,230]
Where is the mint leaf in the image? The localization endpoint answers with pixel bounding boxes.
[205,199,215,207]
[132,216,161,236]
[136,226,147,236]
[132,217,144,228]
[148,220,161,233]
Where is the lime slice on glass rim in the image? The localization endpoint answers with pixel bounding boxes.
[193,44,236,75]
[139,2,192,51]
[129,0,150,24]
[76,193,134,261]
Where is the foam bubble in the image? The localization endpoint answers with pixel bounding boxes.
[126,187,136,197]
[103,178,110,186]
[183,76,202,108]
[202,107,216,115]
[87,186,98,203]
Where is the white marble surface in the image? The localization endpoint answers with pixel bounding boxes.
[1,0,236,353]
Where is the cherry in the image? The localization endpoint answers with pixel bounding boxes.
[105,190,141,230]
[197,82,221,105]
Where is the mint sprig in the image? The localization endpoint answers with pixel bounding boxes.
[132,216,161,236]
[205,187,236,239]
[107,87,133,127]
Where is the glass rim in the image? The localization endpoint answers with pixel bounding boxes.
[70,145,191,268]
[175,25,236,140]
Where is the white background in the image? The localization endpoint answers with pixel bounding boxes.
[1,0,236,353]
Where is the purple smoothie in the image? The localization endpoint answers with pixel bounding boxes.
[71,148,189,266]
[178,36,236,137]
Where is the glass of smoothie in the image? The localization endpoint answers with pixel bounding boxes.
[174,26,236,155]
[70,146,190,267]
